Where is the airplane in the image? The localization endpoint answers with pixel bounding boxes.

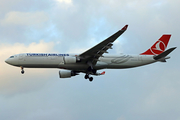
[5,25,176,82]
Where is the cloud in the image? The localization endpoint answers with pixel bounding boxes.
[0,41,55,95]
[1,11,49,27]
[56,0,72,4]
[142,86,176,112]
[0,0,179,120]
[0,40,54,56]
[117,116,126,120]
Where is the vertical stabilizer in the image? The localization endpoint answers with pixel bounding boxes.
[140,35,171,55]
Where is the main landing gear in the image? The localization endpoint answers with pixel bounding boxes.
[21,66,24,74]
[84,74,93,82]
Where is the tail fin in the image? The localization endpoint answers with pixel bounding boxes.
[140,35,171,55]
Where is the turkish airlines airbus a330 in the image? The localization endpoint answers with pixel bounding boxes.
[5,25,176,81]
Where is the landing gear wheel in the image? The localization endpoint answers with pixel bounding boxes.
[89,77,93,82]
[20,66,24,74]
[85,74,89,79]
[21,70,24,74]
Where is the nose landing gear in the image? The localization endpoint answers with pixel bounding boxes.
[21,66,24,74]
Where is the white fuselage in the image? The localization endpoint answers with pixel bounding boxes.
[5,53,156,71]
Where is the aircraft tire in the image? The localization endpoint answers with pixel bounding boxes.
[85,74,89,79]
[89,77,93,82]
[21,70,24,74]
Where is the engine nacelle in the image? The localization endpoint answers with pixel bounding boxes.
[64,56,78,64]
[59,70,78,78]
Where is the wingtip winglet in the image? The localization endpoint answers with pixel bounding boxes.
[121,25,128,31]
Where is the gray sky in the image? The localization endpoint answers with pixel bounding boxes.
[0,0,180,120]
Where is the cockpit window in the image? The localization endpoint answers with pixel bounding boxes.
[10,56,14,58]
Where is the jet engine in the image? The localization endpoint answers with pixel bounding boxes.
[59,70,78,78]
[63,56,80,64]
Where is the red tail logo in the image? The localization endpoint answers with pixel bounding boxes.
[140,35,171,55]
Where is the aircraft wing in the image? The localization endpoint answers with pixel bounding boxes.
[79,25,128,64]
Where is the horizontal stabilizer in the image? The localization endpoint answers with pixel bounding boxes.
[153,47,176,60]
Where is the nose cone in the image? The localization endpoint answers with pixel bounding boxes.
[5,58,18,66]
[5,58,10,64]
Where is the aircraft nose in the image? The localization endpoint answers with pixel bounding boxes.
[5,57,18,66]
[5,58,10,64]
